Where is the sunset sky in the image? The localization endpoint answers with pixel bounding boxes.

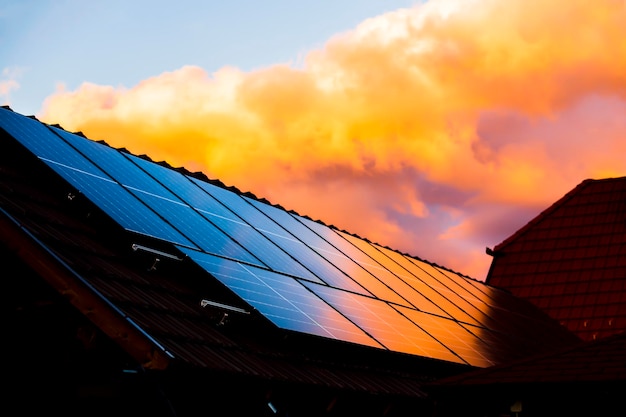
[2,0,626,280]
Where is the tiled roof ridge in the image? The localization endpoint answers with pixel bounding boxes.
[491,176,626,254]
[6,105,477,281]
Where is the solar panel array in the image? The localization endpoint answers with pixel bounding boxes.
[0,107,567,368]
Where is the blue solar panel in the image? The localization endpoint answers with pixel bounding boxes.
[187,177,291,238]
[178,246,383,349]
[0,109,198,247]
[52,163,201,246]
[128,156,320,280]
[189,177,354,286]
[0,109,108,176]
[242,197,374,295]
[51,127,261,265]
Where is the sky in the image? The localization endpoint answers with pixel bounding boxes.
[2,0,626,280]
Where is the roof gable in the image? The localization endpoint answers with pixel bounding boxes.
[487,176,626,340]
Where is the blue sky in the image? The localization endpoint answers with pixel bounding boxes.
[2,0,419,115]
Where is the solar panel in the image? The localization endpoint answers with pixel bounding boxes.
[376,246,487,327]
[300,280,466,364]
[52,127,261,265]
[290,215,416,307]
[243,196,376,295]
[337,231,454,319]
[0,109,198,247]
[397,306,495,367]
[178,246,383,349]
[128,155,320,280]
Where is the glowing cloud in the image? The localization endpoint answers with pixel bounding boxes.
[40,0,626,279]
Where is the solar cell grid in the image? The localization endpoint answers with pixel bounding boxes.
[397,306,494,367]
[295,216,414,307]
[0,110,103,176]
[188,177,290,237]
[0,110,200,248]
[415,261,494,308]
[338,231,453,318]
[243,197,374,295]
[177,247,382,348]
[51,163,198,246]
[54,127,177,199]
[436,266,496,304]
[369,242,485,327]
[128,155,321,280]
[50,127,263,265]
[302,281,466,364]
[189,177,345,285]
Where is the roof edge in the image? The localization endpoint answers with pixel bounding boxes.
[491,176,626,254]
[0,207,173,370]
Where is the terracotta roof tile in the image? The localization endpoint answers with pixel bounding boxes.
[487,177,626,340]
[431,331,626,386]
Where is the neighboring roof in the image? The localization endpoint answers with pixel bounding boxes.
[486,176,626,341]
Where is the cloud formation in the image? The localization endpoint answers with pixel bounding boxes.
[39,0,626,279]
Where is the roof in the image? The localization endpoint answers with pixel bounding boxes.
[1,105,583,414]
[431,330,626,387]
[425,331,626,417]
[486,176,626,341]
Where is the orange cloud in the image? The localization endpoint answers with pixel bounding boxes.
[39,0,626,279]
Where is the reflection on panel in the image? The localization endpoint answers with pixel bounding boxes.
[415,261,494,309]
[293,216,413,307]
[337,231,452,318]
[187,177,290,238]
[189,176,341,285]
[398,306,494,367]
[178,246,382,349]
[301,280,466,364]
[358,239,483,325]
